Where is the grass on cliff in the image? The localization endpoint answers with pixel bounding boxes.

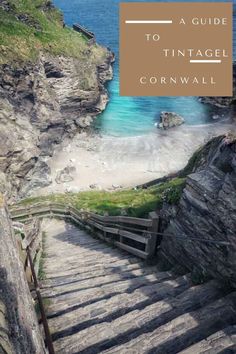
[0,0,106,64]
[19,178,186,218]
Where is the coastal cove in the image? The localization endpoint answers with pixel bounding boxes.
[1,3,236,353]
[54,0,236,137]
[27,0,234,195]
[39,123,236,195]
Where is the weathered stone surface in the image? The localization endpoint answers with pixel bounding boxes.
[55,165,76,184]
[0,0,14,12]
[40,219,236,354]
[19,159,52,196]
[75,115,93,128]
[102,294,236,354]
[180,325,236,353]
[160,134,236,287]
[0,47,113,199]
[0,299,14,354]
[15,13,42,31]
[0,198,45,353]
[158,111,185,130]
[47,275,190,336]
[199,62,236,108]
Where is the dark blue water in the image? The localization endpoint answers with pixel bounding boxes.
[54,0,235,136]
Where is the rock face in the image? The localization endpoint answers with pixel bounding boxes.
[0,197,45,353]
[199,63,236,108]
[0,50,113,200]
[160,134,236,288]
[199,95,236,108]
[158,111,185,129]
[56,165,76,184]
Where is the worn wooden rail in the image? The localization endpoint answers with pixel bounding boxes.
[13,218,42,279]
[73,23,95,40]
[10,203,159,259]
[12,215,55,353]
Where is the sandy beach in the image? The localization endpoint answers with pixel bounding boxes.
[35,121,235,196]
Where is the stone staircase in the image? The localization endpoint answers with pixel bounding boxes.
[41,219,236,354]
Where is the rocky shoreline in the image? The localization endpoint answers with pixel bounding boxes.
[0,1,235,202]
[34,122,235,196]
[199,62,236,108]
[0,44,114,200]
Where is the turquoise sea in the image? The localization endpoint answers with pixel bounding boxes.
[54,0,235,136]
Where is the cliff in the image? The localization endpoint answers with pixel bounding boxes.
[0,0,113,200]
[0,196,45,353]
[160,133,236,288]
[199,63,236,108]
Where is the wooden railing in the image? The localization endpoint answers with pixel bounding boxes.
[13,218,41,278]
[73,23,95,40]
[12,216,55,354]
[9,203,159,260]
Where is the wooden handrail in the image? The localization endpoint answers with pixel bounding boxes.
[27,247,55,354]
[21,219,40,250]
[9,202,158,260]
[10,203,152,226]
[89,213,152,227]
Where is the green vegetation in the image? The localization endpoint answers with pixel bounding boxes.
[179,135,233,178]
[19,178,186,218]
[179,138,216,177]
[0,0,106,64]
[179,147,204,177]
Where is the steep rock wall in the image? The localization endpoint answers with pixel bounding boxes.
[0,0,114,200]
[160,134,236,287]
[0,196,45,353]
[0,50,113,200]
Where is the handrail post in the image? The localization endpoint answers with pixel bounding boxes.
[145,212,159,257]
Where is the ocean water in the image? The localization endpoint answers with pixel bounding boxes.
[54,0,235,137]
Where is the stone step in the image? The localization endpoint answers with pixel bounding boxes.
[41,266,166,298]
[43,257,142,280]
[180,325,236,353]
[45,246,137,261]
[48,275,191,335]
[44,256,140,275]
[53,280,227,354]
[44,251,139,273]
[44,237,136,257]
[43,270,174,312]
[99,292,236,354]
[42,220,236,354]
[42,221,142,277]
[41,262,146,288]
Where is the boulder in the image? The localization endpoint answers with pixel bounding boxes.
[55,165,76,184]
[158,111,185,130]
[75,115,93,128]
[89,184,102,190]
[19,160,52,196]
[112,184,122,190]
